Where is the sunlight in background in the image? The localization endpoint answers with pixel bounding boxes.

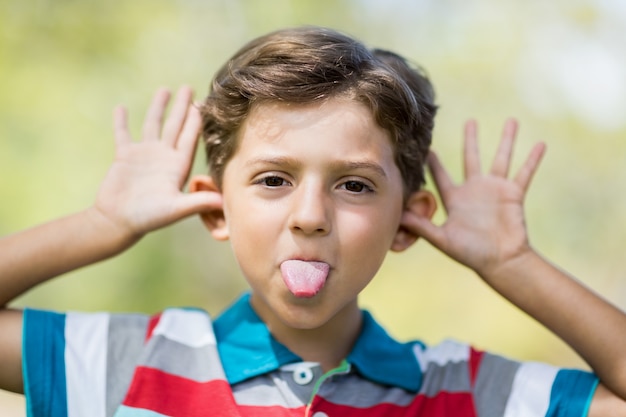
[1,0,625,414]
[515,2,626,129]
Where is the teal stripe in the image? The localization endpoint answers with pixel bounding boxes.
[582,378,600,417]
[546,369,599,417]
[113,405,170,417]
[23,309,68,417]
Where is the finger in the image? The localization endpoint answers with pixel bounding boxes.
[173,191,224,219]
[142,88,171,141]
[177,104,202,157]
[113,106,132,147]
[463,120,481,178]
[514,142,546,193]
[400,210,447,252]
[490,118,518,177]
[161,86,194,147]
[427,151,455,203]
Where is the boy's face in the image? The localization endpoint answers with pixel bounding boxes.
[196,98,425,331]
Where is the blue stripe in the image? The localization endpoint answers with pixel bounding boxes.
[546,369,599,417]
[23,309,68,417]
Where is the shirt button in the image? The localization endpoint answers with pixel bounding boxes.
[312,412,329,417]
[292,365,314,385]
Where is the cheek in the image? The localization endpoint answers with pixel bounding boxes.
[224,199,280,257]
[339,208,401,259]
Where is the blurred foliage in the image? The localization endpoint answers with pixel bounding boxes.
[2,4,626,413]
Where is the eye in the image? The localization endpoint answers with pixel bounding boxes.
[264,176,284,187]
[254,175,290,187]
[342,180,372,193]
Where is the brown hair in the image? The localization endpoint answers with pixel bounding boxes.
[199,26,437,195]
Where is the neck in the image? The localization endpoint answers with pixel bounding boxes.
[253,299,364,372]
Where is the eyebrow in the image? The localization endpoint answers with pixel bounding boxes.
[247,156,300,170]
[334,161,388,179]
[247,156,388,179]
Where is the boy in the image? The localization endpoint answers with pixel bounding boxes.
[1,26,625,416]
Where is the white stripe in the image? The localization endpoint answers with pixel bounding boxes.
[65,312,109,417]
[503,361,559,417]
[413,339,470,371]
[152,309,216,348]
[114,404,171,417]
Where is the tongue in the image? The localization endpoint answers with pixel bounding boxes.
[280,260,330,298]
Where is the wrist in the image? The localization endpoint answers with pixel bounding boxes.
[83,206,143,255]
[475,246,541,288]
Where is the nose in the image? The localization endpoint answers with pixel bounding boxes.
[288,180,331,235]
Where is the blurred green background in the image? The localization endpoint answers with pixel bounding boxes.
[2,0,626,413]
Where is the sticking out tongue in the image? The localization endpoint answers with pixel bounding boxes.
[280,260,330,298]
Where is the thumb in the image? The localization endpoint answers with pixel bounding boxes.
[173,191,224,219]
[401,210,446,250]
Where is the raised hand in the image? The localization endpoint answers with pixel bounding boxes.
[92,86,220,240]
[404,119,546,278]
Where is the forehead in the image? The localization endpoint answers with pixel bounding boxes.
[221,98,406,196]
[236,98,393,153]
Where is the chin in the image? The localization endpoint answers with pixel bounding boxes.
[279,309,327,330]
[275,300,335,330]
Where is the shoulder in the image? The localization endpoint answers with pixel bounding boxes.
[415,339,597,417]
[142,307,215,345]
[22,307,216,376]
[22,307,218,417]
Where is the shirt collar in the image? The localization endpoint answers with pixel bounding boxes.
[213,293,422,392]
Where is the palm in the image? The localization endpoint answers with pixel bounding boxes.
[94,87,213,237]
[409,119,545,276]
[97,141,192,232]
[431,173,528,272]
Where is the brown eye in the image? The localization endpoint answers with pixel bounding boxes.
[344,181,365,193]
[264,176,284,187]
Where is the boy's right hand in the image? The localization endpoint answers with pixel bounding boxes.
[92,86,220,242]
[0,87,223,394]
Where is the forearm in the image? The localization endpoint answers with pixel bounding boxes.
[0,207,139,306]
[480,250,626,399]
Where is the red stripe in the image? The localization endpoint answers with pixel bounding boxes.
[308,391,477,417]
[123,367,239,417]
[237,405,306,417]
[469,348,484,387]
[123,367,478,417]
[144,313,161,342]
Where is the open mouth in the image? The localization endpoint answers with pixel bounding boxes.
[280,260,330,298]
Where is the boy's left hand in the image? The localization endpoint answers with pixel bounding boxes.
[405,119,626,412]
[404,119,546,279]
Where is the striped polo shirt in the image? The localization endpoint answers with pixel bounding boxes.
[23,293,598,417]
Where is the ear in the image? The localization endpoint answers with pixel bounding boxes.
[188,175,229,241]
[390,190,437,252]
